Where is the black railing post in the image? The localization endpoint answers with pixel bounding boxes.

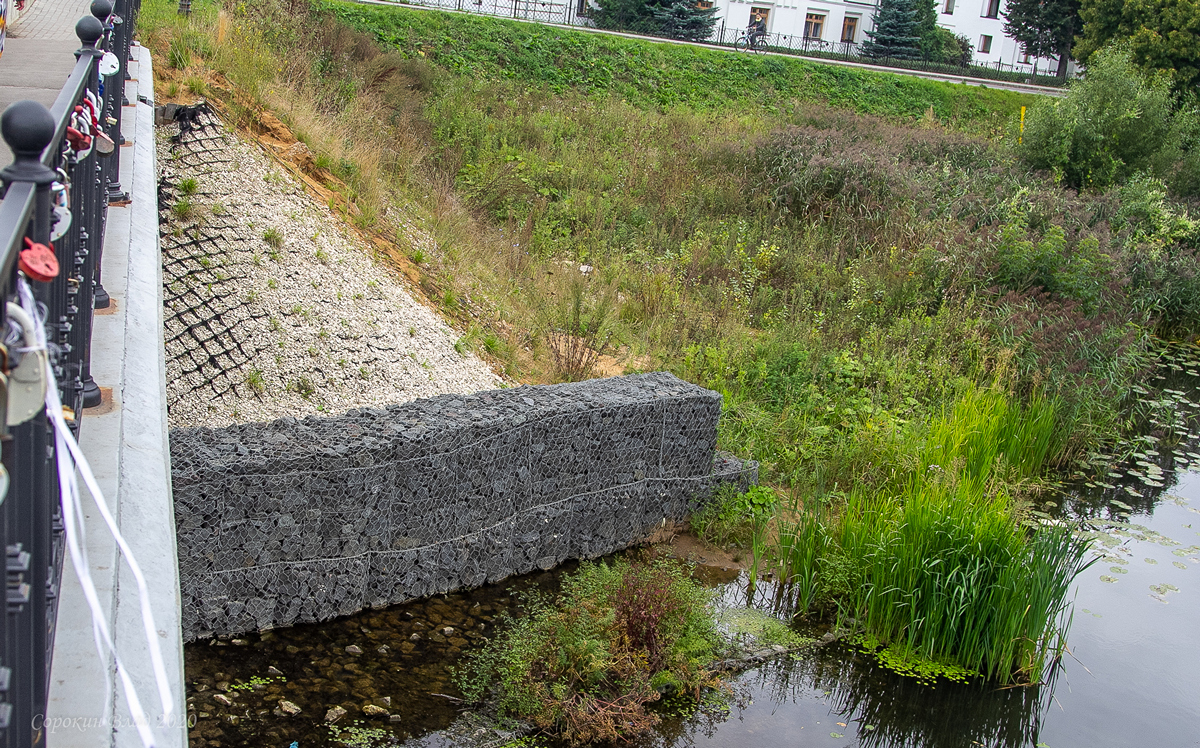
[92,0,119,312]
[97,0,129,210]
[75,15,106,409]
[0,99,59,748]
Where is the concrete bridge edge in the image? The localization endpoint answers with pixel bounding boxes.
[47,44,188,748]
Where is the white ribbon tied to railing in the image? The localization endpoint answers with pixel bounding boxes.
[13,278,175,748]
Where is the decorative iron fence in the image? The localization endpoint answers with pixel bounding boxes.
[368,0,1068,88]
[0,0,138,744]
[707,26,1067,87]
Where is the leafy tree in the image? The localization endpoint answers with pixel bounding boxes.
[862,0,923,59]
[593,0,717,40]
[1003,0,1082,78]
[922,26,975,65]
[1076,0,1200,96]
[1019,46,1198,194]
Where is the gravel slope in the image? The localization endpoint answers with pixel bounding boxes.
[157,109,502,428]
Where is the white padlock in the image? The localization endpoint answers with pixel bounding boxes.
[100,51,120,77]
[50,179,72,242]
[6,303,48,427]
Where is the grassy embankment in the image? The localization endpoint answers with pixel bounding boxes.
[143,0,1200,692]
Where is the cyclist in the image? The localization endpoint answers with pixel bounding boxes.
[748,12,767,49]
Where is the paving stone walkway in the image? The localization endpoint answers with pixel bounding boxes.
[0,0,91,168]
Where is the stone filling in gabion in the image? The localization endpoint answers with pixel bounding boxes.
[171,372,756,640]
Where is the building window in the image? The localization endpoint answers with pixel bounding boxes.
[984,0,1000,18]
[1020,47,1031,63]
[696,0,713,8]
[979,34,992,53]
[841,16,858,42]
[943,0,954,12]
[804,12,825,39]
[749,6,771,28]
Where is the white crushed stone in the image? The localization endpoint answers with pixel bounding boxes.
[157,120,503,429]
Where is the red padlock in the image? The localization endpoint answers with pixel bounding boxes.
[20,237,60,282]
[66,126,92,152]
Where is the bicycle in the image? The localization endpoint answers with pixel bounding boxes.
[734,33,767,53]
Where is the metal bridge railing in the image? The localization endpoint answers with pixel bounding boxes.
[0,0,139,745]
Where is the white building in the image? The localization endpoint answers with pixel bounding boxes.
[707,0,1061,74]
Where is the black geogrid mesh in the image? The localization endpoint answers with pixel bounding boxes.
[171,373,757,640]
[159,106,272,402]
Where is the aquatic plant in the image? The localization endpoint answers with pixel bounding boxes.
[456,557,722,745]
[775,387,1093,684]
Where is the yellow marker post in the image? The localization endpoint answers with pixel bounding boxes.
[1019,106,1026,145]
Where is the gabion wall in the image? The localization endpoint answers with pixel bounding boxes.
[172,373,757,640]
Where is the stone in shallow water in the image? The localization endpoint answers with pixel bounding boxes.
[363,704,388,716]
[345,644,363,654]
[325,706,347,723]
[278,700,301,716]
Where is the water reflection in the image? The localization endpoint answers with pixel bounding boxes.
[645,645,1057,748]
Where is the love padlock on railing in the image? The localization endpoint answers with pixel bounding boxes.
[65,126,91,156]
[82,92,114,156]
[4,303,48,427]
[19,237,60,283]
[51,169,72,242]
[66,105,94,159]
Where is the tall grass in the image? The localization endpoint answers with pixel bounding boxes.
[775,387,1093,684]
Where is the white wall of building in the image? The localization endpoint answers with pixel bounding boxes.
[709,0,1063,73]
[717,0,878,48]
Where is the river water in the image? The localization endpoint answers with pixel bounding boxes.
[185,350,1200,748]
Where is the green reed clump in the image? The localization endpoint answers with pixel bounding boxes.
[775,387,1093,684]
[456,557,721,745]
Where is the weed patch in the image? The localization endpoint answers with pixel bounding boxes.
[456,557,720,745]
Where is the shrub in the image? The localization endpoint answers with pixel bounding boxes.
[1019,46,1184,192]
[546,279,614,383]
[456,557,720,745]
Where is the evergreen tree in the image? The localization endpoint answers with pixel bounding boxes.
[650,0,719,41]
[1003,0,1081,78]
[913,0,939,51]
[862,0,923,60]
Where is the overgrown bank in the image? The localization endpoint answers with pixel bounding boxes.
[144,0,1200,708]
